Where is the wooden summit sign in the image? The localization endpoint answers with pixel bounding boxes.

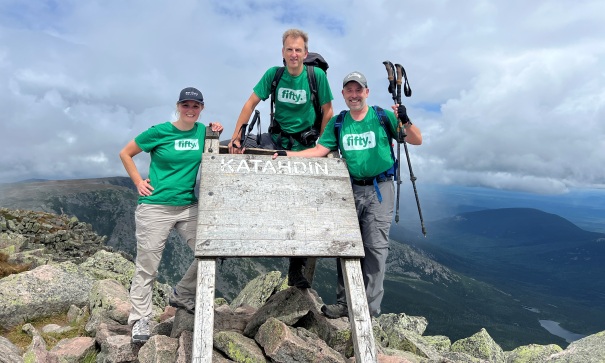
[195,153,365,257]
[192,129,377,362]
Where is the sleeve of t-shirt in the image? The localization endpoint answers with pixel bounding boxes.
[317,115,338,151]
[134,125,161,153]
[252,67,279,101]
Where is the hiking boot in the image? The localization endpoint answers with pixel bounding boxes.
[321,304,348,319]
[131,317,150,343]
[287,263,311,289]
[169,288,195,314]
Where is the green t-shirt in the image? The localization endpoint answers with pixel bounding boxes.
[134,122,206,206]
[319,107,397,180]
[253,66,334,150]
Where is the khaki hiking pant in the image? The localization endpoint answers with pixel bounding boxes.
[335,180,394,316]
[128,203,199,325]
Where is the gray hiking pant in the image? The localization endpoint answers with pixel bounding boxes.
[128,204,198,324]
[335,180,394,316]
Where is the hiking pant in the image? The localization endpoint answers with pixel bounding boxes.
[335,180,394,316]
[128,203,198,324]
[243,133,306,273]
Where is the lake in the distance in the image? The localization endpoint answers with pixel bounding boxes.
[539,320,586,343]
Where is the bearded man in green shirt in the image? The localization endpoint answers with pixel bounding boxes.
[273,71,422,318]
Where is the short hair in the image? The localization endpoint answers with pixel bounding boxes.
[282,29,309,51]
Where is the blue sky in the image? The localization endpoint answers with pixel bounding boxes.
[1,0,604,195]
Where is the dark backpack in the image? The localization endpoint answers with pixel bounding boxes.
[268,52,328,147]
[334,105,398,180]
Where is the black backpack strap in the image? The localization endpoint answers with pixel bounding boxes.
[270,67,286,100]
[372,105,397,177]
[306,65,322,131]
[334,110,348,153]
[371,106,393,139]
[269,67,286,134]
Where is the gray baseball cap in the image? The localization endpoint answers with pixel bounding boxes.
[342,71,367,88]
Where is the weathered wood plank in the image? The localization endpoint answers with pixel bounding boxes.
[203,128,220,154]
[342,258,377,362]
[195,154,364,258]
[195,239,362,257]
[192,259,216,362]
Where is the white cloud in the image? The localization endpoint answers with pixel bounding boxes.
[0,0,604,195]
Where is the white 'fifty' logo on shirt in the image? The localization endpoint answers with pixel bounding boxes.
[277,88,307,104]
[341,132,376,151]
[174,139,199,150]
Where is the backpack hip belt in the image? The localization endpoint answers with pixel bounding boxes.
[271,126,319,148]
[351,174,394,186]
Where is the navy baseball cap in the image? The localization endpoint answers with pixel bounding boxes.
[178,87,204,104]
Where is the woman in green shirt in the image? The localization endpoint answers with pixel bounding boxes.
[119,87,223,343]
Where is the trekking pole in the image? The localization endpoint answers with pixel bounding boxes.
[383,61,405,223]
[248,110,262,146]
[394,63,426,236]
[237,123,248,150]
[382,61,405,223]
[237,110,262,151]
[383,61,404,221]
[394,64,404,225]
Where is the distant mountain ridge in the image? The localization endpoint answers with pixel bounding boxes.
[6,177,603,349]
[400,208,605,293]
[395,184,605,233]
[392,207,605,342]
[433,208,602,244]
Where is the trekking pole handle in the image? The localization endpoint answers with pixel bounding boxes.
[395,63,412,98]
[395,64,403,104]
[383,61,397,102]
[395,64,404,87]
[383,61,395,83]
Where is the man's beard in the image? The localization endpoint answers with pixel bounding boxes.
[347,99,365,111]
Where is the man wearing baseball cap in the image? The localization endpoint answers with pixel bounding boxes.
[273,71,422,319]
